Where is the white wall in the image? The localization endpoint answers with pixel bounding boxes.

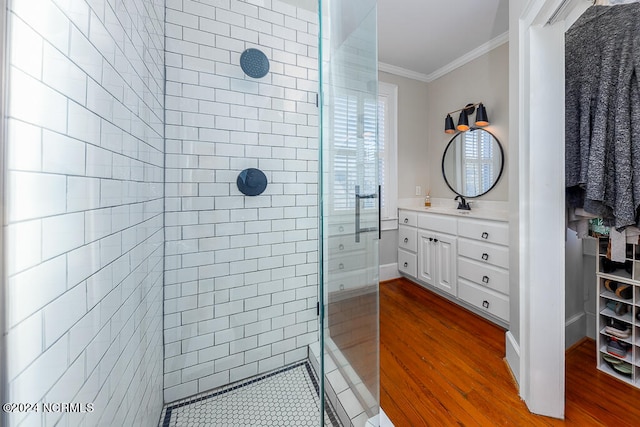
[163,0,319,402]
[427,43,509,202]
[4,0,165,426]
[379,72,429,201]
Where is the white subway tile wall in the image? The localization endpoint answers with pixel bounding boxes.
[5,0,165,426]
[163,0,319,402]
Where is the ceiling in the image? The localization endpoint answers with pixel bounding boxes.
[377,0,510,81]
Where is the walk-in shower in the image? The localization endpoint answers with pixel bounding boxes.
[2,0,379,426]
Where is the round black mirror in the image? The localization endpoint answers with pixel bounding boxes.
[441,128,504,198]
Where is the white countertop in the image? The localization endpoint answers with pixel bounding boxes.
[398,197,509,221]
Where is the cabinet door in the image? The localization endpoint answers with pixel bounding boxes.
[435,233,457,296]
[418,230,436,285]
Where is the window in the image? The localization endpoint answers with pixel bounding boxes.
[378,82,398,229]
[329,82,398,229]
[462,130,495,195]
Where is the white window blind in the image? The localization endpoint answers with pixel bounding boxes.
[330,82,398,227]
[462,130,494,195]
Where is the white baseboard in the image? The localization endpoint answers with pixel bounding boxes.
[505,330,520,386]
[565,312,586,349]
[379,263,400,281]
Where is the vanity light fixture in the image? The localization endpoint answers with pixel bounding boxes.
[443,103,490,133]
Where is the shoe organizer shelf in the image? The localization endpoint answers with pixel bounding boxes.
[596,237,640,387]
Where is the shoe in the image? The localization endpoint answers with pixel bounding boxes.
[612,361,633,377]
[604,280,633,299]
[605,325,631,338]
[606,301,629,315]
[601,259,633,275]
[607,338,630,358]
[604,318,631,338]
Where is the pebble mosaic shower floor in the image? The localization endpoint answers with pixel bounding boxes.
[159,361,341,426]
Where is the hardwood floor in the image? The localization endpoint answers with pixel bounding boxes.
[380,278,640,426]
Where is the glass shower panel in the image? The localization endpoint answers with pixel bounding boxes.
[320,1,380,426]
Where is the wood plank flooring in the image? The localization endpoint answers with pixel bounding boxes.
[380,278,640,426]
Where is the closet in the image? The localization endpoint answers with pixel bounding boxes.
[565,0,640,388]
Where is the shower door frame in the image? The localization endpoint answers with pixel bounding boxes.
[318,0,380,425]
[0,0,8,424]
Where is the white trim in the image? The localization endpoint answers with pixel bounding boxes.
[378,31,509,83]
[379,81,398,223]
[505,331,520,385]
[518,0,570,419]
[378,62,430,82]
[427,32,510,82]
[379,263,400,282]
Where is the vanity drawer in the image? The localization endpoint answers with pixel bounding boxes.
[458,278,509,322]
[326,222,355,237]
[458,238,509,269]
[458,257,509,295]
[458,218,508,246]
[398,249,417,277]
[418,213,457,235]
[398,210,417,227]
[398,225,418,252]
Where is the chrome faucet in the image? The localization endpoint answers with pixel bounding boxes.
[455,195,471,210]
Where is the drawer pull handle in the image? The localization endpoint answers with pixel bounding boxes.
[338,244,344,250]
[338,263,344,270]
[339,226,344,232]
[481,253,489,261]
[404,218,409,223]
[482,300,490,309]
[428,237,433,242]
[404,262,408,267]
[404,237,409,243]
[481,232,489,239]
[434,238,439,243]
[482,275,490,283]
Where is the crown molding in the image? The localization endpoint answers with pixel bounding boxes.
[378,31,509,83]
[427,31,509,82]
[378,62,431,82]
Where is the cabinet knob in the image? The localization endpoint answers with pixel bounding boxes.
[404,218,408,223]
[433,238,438,243]
[339,226,344,232]
[482,275,490,283]
[338,263,344,270]
[481,232,489,239]
[338,244,344,250]
[481,253,489,261]
[482,300,490,309]
[404,262,408,267]
[428,237,433,242]
[404,237,409,243]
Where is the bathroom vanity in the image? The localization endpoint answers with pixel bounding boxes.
[397,204,509,328]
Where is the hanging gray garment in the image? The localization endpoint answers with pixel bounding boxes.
[565,4,640,229]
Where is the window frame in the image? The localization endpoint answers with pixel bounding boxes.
[378,81,398,231]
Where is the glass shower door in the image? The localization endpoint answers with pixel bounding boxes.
[319,1,380,426]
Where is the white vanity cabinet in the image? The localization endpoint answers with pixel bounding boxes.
[397,208,510,326]
[397,211,418,277]
[417,215,457,296]
[457,218,510,324]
